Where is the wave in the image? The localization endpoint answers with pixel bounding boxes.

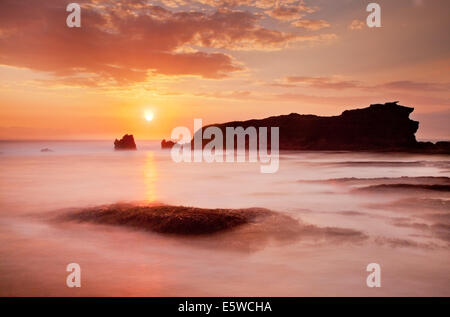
[354,184,450,193]
[366,198,450,212]
[313,161,426,167]
[296,160,450,170]
[298,176,450,186]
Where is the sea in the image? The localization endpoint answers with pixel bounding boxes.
[0,140,449,296]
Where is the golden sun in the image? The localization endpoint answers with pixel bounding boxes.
[144,111,154,122]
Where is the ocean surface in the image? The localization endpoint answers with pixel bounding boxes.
[0,140,449,296]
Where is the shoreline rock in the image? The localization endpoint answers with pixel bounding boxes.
[161,102,449,153]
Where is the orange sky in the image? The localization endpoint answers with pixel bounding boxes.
[0,0,449,140]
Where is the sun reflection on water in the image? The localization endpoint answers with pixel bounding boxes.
[144,151,158,203]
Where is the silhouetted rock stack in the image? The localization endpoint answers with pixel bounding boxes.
[189,102,449,153]
[114,134,137,150]
[161,139,175,149]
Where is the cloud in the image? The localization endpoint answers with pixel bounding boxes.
[348,19,365,30]
[378,81,450,92]
[189,0,280,10]
[276,76,450,93]
[0,0,334,86]
[266,1,315,21]
[374,237,440,249]
[194,90,253,99]
[271,92,374,106]
[292,19,330,30]
[0,1,244,83]
[284,76,363,90]
[185,10,301,51]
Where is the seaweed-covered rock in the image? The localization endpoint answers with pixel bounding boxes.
[59,204,271,235]
[54,204,368,251]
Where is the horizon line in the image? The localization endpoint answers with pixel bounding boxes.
[0,139,162,142]
[0,138,449,143]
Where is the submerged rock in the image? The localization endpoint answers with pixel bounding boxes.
[55,203,367,245]
[114,134,137,150]
[60,204,270,235]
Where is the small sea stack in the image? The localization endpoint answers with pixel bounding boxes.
[114,134,137,150]
[161,139,175,149]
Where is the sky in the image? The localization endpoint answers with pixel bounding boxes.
[0,0,449,140]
